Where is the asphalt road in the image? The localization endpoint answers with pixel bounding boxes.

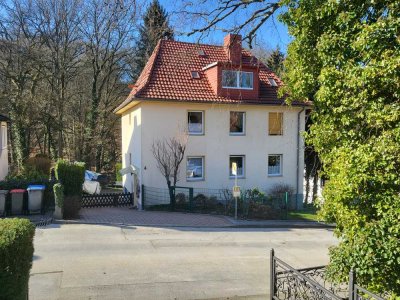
[30,224,336,300]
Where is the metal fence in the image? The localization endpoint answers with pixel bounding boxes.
[142,185,305,219]
[270,249,386,300]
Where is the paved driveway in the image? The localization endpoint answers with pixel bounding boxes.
[77,207,233,227]
[30,224,336,300]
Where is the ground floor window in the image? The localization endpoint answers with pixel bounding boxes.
[186,157,204,180]
[229,155,245,178]
[268,155,282,176]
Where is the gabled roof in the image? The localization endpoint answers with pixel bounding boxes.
[115,39,305,113]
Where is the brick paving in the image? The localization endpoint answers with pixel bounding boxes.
[77,207,233,227]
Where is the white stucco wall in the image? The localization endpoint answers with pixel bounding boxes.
[0,121,9,180]
[121,107,142,194]
[123,101,305,196]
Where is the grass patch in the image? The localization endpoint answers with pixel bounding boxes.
[287,210,319,221]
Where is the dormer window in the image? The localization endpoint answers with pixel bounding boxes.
[268,78,278,87]
[222,70,253,89]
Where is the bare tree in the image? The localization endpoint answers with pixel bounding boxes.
[176,0,282,47]
[151,134,188,206]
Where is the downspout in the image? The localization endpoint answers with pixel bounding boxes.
[295,107,305,210]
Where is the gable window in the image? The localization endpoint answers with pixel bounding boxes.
[187,157,204,180]
[268,155,282,176]
[230,112,245,135]
[222,70,253,89]
[0,124,6,150]
[188,111,204,135]
[269,112,283,135]
[229,155,245,178]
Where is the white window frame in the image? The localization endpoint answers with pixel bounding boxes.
[188,111,204,135]
[268,154,283,176]
[268,112,284,136]
[0,124,6,150]
[229,155,245,178]
[186,156,205,181]
[229,111,246,135]
[222,70,254,90]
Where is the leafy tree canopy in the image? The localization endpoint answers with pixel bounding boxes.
[281,0,400,295]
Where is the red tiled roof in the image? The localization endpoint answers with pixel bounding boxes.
[115,39,305,112]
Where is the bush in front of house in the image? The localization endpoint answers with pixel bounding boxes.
[55,160,85,196]
[55,160,85,219]
[0,218,35,300]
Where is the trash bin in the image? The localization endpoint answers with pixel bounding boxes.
[10,189,26,215]
[0,190,8,216]
[27,185,46,214]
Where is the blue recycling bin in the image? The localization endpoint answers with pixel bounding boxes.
[27,185,46,214]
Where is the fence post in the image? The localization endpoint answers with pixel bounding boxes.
[270,248,275,300]
[141,184,145,210]
[349,269,355,300]
[113,194,118,207]
[285,192,288,219]
[189,188,193,212]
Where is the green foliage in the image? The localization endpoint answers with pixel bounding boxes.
[281,0,400,294]
[266,47,285,77]
[133,0,173,80]
[53,183,64,208]
[0,218,35,300]
[115,162,122,182]
[55,160,85,196]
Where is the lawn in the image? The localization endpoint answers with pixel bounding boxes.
[287,210,319,221]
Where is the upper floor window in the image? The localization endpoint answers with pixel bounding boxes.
[188,111,204,135]
[0,124,6,150]
[222,70,253,89]
[269,112,283,135]
[230,112,245,135]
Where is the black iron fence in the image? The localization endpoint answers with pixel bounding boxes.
[81,193,133,208]
[142,185,305,219]
[270,249,386,300]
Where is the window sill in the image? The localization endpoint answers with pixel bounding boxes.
[189,132,204,136]
[268,134,283,136]
[268,174,283,177]
[186,178,205,182]
[229,133,245,136]
[229,176,245,179]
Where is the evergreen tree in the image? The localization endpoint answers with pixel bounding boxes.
[133,0,173,80]
[266,46,285,77]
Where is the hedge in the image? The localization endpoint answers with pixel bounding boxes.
[0,218,35,300]
[55,160,85,196]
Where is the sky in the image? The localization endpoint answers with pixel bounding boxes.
[159,0,292,53]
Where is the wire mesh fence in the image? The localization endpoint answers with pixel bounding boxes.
[142,185,306,219]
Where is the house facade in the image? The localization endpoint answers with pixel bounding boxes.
[0,115,9,180]
[115,34,308,208]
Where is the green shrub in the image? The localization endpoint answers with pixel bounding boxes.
[53,183,64,208]
[115,162,122,182]
[55,160,85,196]
[0,218,35,300]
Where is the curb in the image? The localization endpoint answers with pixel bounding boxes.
[53,219,335,229]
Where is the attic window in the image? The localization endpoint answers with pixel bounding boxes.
[269,78,278,87]
[197,49,206,56]
[191,71,200,79]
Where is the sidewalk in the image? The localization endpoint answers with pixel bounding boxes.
[55,207,334,229]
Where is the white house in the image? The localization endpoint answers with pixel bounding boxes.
[115,34,309,208]
[0,114,9,180]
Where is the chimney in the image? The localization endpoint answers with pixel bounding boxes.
[224,34,242,65]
